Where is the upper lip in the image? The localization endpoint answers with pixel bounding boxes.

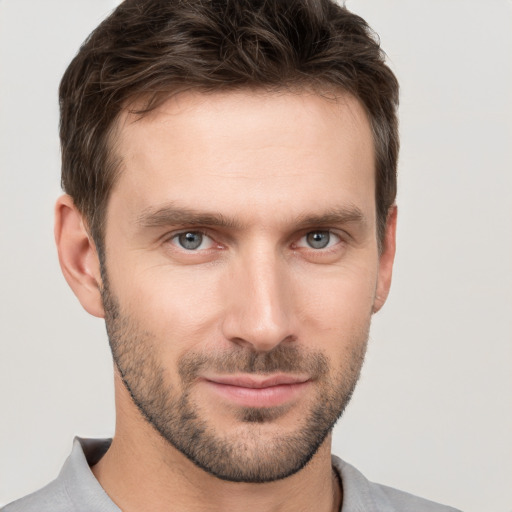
[203,374,310,389]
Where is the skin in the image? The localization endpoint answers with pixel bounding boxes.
[55,90,396,512]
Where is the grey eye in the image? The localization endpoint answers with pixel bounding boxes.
[178,232,204,250]
[306,231,331,249]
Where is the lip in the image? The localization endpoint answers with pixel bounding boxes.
[201,374,311,408]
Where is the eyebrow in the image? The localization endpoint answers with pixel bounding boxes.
[136,203,242,229]
[136,202,366,230]
[293,206,366,230]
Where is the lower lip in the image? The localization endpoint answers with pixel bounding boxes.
[203,380,310,408]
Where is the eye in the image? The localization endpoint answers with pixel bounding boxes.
[298,230,340,250]
[171,231,214,251]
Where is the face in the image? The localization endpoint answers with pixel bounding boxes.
[100,90,391,482]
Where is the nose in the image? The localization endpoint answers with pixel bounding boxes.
[221,247,296,353]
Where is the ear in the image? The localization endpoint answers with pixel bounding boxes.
[373,205,397,313]
[54,195,105,318]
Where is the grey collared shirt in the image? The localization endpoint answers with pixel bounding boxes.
[2,438,462,512]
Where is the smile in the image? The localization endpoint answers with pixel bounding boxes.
[201,374,311,408]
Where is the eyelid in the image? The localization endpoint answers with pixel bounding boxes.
[294,229,344,249]
[161,227,348,254]
[166,229,216,251]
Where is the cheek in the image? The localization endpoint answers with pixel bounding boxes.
[297,263,378,322]
[108,249,379,360]
[293,262,377,361]
[116,266,225,351]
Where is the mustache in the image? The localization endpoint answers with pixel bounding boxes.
[178,345,329,384]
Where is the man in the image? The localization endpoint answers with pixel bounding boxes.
[2,0,462,511]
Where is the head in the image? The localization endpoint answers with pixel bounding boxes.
[56,0,399,483]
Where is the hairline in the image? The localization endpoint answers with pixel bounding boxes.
[91,83,386,256]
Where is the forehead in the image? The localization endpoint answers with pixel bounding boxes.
[108,89,376,228]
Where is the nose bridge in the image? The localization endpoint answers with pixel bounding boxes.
[222,242,294,352]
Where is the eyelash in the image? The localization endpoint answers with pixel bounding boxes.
[294,230,342,251]
[168,230,217,251]
[166,229,344,253]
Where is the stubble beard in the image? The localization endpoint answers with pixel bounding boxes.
[101,278,369,483]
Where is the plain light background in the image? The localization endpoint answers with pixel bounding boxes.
[0,1,511,510]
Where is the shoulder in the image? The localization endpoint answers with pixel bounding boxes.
[332,455,463,512]
[1,438,117,512]
[1,478,72,512]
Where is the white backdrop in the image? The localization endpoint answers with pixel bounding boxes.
[0,1,511,510]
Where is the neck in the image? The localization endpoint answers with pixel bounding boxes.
[92,380,341,512]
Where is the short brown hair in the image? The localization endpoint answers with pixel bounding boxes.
[59,0,399,251]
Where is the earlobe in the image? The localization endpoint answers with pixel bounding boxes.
[373,205,397,313]
[54,195,105,318]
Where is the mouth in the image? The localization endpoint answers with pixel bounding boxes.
[200,374,311,408]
